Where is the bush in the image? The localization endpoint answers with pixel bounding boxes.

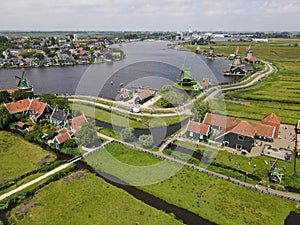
[120,128,135,142]
[139,135,153,149]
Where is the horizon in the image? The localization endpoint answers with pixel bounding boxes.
[1,0,299,32]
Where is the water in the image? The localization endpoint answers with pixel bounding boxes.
[0,41,236,99]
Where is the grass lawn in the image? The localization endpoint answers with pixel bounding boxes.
[85,142,298,225]
[174,140,300,188]
[9,171,183,225]
[72,102,189,129]
[0,131,56,184]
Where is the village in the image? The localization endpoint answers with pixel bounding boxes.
[0,35,299,225]
[0,34,125,68]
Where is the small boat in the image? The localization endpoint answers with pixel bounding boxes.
[119,83,123,87]
[110,81,113,85]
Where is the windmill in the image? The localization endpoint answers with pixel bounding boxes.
[15,69,32,91]
[246,44,253,59]
[231,46,242,66]
[268,160,284,183]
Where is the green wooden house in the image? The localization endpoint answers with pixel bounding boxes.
[50,108,71,130]
[186,120,210,142]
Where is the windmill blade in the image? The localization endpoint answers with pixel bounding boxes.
[17,79,21,87]
[235,46,239,55]
[21,70,25,78]
[15,76,22,79]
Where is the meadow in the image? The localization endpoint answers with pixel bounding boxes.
[0,131,56,184]
[85,142,298,225]
[9,171,182,225]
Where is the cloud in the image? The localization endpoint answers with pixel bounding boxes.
[0,0,298,30]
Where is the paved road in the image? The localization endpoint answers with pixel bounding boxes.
[0,158,81,201]
[68,61,274,117]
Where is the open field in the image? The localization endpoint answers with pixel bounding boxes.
[0,131,56,184]
[200,39,300,125]
[9,171,182,225]
[85,142,298,225]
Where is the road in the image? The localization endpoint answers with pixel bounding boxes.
[68,61,274,117]
[0,157,81,201]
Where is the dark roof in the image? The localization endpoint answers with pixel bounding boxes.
[51,108,70,122]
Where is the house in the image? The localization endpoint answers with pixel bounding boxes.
[135,89,156,105]
[16,121,26,131]
[246,57,260,64]
[5,99,51,122]
[28,100,52,122]
[53,131,72,150]
[68,114,88,132]
[229,66,247,76]
[50,108,71,130]
[262,113,281,138]
[297,120,300,134]
[186,120,210,142]
[203,113,278,152]
[215,121,255,151]
[200,78,210,89]
[118,88,131,101]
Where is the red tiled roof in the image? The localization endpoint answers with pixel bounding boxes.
[56,132,71,144]
[200,78,210,88]
[262,113,281,125]
[16,121,25,128]
[69,114,87,132]
[204,113,276,139]
[187,120,210,136]
[27,126,34,132]
[138,89,155,101]
[230,121,256,138]
[248,57,259,62]
[29,100,46,118]
[203,113,240,129]
[5,99,31,114]
[250,122,276,138]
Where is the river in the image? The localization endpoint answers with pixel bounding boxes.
[0,41,237,99]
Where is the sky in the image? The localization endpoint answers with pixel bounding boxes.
[0,0,299,31]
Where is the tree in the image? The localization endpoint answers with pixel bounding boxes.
[12,90,29,101]
[25,126,43,143]
[139,134,153,149]
[39,94,69,111]
[0,91,11,103]
[63,139,78,149]
[0,105,12,129]
[191,101,211,119]
[76,122,101,148]
[120,128,135,142]
[159,85,184,108]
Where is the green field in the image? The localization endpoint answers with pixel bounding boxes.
[9,171,183,225]
[185,39,300,125]
[72,102,189,129]
[85,142,298,225]
[0,131,56,183]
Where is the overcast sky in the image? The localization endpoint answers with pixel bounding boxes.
[1,0,299,31]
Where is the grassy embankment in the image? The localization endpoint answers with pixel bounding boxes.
[85,142,298,225]
[0,131,56,187]
[9,171,183,225]
[204,39,300,125]
[71,102,189,129]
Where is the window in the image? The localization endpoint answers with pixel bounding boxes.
[238,135,244,141]
[189,131,193,137]
[200,134,203,139]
